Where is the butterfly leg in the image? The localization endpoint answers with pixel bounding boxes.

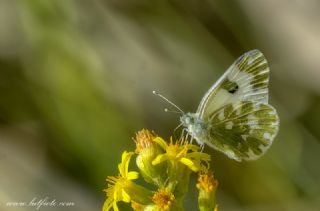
[180,128,187,141]
[174,123,183,140]
[189,135,195,144]
[185,133,195,145]
[184,131,190,143]
[200,143,205,152]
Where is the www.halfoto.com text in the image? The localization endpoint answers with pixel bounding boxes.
[5,197,75,210]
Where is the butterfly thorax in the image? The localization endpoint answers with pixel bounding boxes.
[180,113,209,145]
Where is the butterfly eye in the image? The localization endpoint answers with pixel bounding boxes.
[181,115,193,125]
[185,117,192,124]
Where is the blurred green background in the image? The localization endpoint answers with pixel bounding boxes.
[0,1,320,210]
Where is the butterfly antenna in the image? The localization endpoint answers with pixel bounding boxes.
[153,91,184,114]
[164,108,181,114]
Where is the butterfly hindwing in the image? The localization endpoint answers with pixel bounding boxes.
[203,101,279,161]
[197,50,270,118]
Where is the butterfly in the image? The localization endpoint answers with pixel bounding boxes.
[155,49,279,161]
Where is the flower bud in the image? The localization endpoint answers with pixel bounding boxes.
[134,129,166,186]
[197,169,218,211]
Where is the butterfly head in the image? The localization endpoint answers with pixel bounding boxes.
[180,113,196,127]
[180,113,207,144]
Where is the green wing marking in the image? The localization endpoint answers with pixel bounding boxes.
[204,101,279,161]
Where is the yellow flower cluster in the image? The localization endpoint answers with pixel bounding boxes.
[103,129,218,211]
[197,169,219,211]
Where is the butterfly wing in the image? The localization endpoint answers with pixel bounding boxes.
[203,101,279,161]
[197,49,270,118]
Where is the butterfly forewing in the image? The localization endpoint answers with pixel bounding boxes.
[197,50,270,118]
[203,101,279,161]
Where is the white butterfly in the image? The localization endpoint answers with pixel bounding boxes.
[155,50,279,161]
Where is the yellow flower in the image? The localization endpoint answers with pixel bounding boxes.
[134,129,166,186]
[103,151,139,211]
[152,188,175,211]
[131,201,143,211]
[197,169,218,193]
[134,129,157,154]
[197,168,218,211]
[152,137,210,172]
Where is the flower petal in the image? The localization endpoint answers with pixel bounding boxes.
[102,197,113,211]
[122,189,131,202]
[153,137,168,150]
[118,151,134,177]
[180,157,199,172]
[188,144,200,151]
[188,152,211,161]
[127,171,139,180]
[113,201,119,211]
[152,154,169,165]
